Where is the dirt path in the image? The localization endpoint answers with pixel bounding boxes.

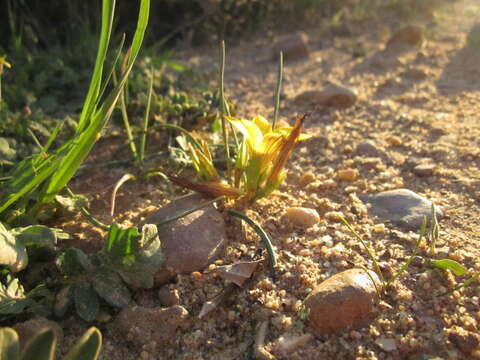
[61,1,480,359]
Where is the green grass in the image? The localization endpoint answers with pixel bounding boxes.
[0,0,150,222]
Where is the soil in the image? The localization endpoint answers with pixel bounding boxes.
[55,0,480,359]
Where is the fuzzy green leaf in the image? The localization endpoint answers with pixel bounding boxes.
[104,224,140,265]
[117,224,164,288]
[0,327,20,360]
[56,248,93,276]
[64,327,102,360]
[12,225,57,248]
[74,285,99,322]
[0,224,28,272]
[21,328,56,360]
[431,259,468,276]
[91,270,131,308]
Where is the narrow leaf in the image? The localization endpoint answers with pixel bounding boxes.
[431,259,468,276]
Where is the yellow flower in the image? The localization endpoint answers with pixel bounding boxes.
[227,114,311,199]
[0,56,11,74]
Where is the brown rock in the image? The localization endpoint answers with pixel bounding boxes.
[337,168,359,182]
[158,286,180,307]
[413,163,435,177]
[448,327,480,354]
[401,68,428,80]
[113,305,188,350]
[298,172,316,187]
[304,268,380,335]
[386,25,424,49]
[145,194,227,281]
[295,83,357,108]
[14,317,63,350]
[283,207,320,228]
[272,32,309,62]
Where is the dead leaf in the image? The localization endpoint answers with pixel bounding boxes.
[206,260,261,286]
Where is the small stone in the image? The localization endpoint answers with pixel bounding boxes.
[360,189,444,230]
[375,337,397,352]
[355,140,385,157]
[283,207,320,228]
[295,83,357,108]
[304,268,380,335]
[113,305,188,350]
[448,327,480,354]
[145,193,227,283]
[273,333,313,355]
[387,136,402,147]
[413,163,435,177]
[411,256,425,267]
[386,25,424,49]
[14,317,63,350]
[401,68,428,80]
[337,168,359,182]
[158,286,180,307]
[298,172,316,187]
[272,32,309,62]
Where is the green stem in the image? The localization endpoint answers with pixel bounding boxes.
[341,217,385,284]
[272,51,283,130]
[113,69,138,164]
[139,66,154,165]
[227,210,277,276]
[154,122,202,149]
[65,188,110,231]
[156,196,225,226]
[387,217,427,287]
[219,40,232,183]
[452,271,480,293]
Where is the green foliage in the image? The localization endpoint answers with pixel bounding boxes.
[0,0,150,222]
[0,326,102,360]
[431,259,468,276]
[55,224,164,321]
[0,222,57,273]
[0,275,51,320]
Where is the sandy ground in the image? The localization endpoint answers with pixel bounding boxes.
[56,0,480,359]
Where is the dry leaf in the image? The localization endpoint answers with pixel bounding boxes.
[206,260,261,286]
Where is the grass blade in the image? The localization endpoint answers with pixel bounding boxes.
[272,51,283,130]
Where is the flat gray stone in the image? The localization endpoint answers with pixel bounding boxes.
[359,189,443,230]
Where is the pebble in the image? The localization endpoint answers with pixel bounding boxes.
[359,188,444,230]
[386,25,425,50]
[337,168,359,182]
[14,317,63,350]
[272,32,309,62]
[273,333,313,355]
[401,68,428,80]
[304,268,380,335]
[145,193,227,282]
[113,305,188,351]
[158,286,180,307]
[295,83,357,108]
[375,337,397,352]
[298,172,316,187]
[447,327,480,355]
[387,136,402,147]
[283,207,320,228]
[413,163,435,177]
[355,140,385,157]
